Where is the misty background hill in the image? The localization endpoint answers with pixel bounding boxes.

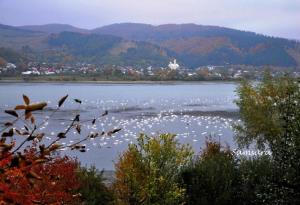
[0,23,300,68]
[19,24,89,34]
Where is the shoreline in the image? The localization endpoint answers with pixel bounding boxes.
[0,79,239,85]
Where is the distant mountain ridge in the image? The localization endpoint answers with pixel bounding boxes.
[93,23,300,67]
[0,23,170,67]
[0,23,300,68]
[19,24,89,34]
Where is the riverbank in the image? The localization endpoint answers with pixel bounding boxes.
[1,70,295,84]
[0,80,239,85]
[0,76,240,84]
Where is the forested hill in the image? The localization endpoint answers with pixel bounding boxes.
[46,32,170,66]
[19,24,89,34]
[1,23,300,68]
[93,23,300,67]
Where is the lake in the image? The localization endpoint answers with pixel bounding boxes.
[0,82,239,170]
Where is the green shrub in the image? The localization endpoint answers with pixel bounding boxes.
[235,73,300,203]
[238,155,276,205]
[114,133,193,205]
[181,141,240,205]
[77,166,115,205]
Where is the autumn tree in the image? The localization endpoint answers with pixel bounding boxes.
[114,134,193,205]
[0,94,120,204]
[76,166,115,205]
[1,153,81,204]
[181,141,240,205]
[235,73,300,203]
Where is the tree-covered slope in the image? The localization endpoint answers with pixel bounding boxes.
[19,23,89,34]
[93,23,300,67]
[1,23,300,68]
[46,32,170,66]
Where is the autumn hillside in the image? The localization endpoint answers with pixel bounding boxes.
[1,23,300,68]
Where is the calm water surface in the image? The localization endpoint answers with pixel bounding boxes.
[0,82,238,170]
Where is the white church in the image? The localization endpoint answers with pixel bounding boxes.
[168,59,180,70]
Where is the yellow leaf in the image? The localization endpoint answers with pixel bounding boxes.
[26,102,47,111]
[15,105,26,110]
[49,144,62,152]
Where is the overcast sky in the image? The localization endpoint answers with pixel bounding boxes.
[0,0,299,39]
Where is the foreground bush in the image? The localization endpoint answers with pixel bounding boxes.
[0,150,81,204]
[181,142,278,205]
[181,141,240,205]
[76,166,115,205]
[114,133,193,205]
[0,94,119,204]
[238,155,274,204]
[235,73,300,203]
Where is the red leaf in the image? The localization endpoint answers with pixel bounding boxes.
[23,94,30,105]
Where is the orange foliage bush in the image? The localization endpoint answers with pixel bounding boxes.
[1,94,120,204]
[0,149,80,204]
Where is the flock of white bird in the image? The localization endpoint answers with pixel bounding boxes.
[26,97,238,152]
